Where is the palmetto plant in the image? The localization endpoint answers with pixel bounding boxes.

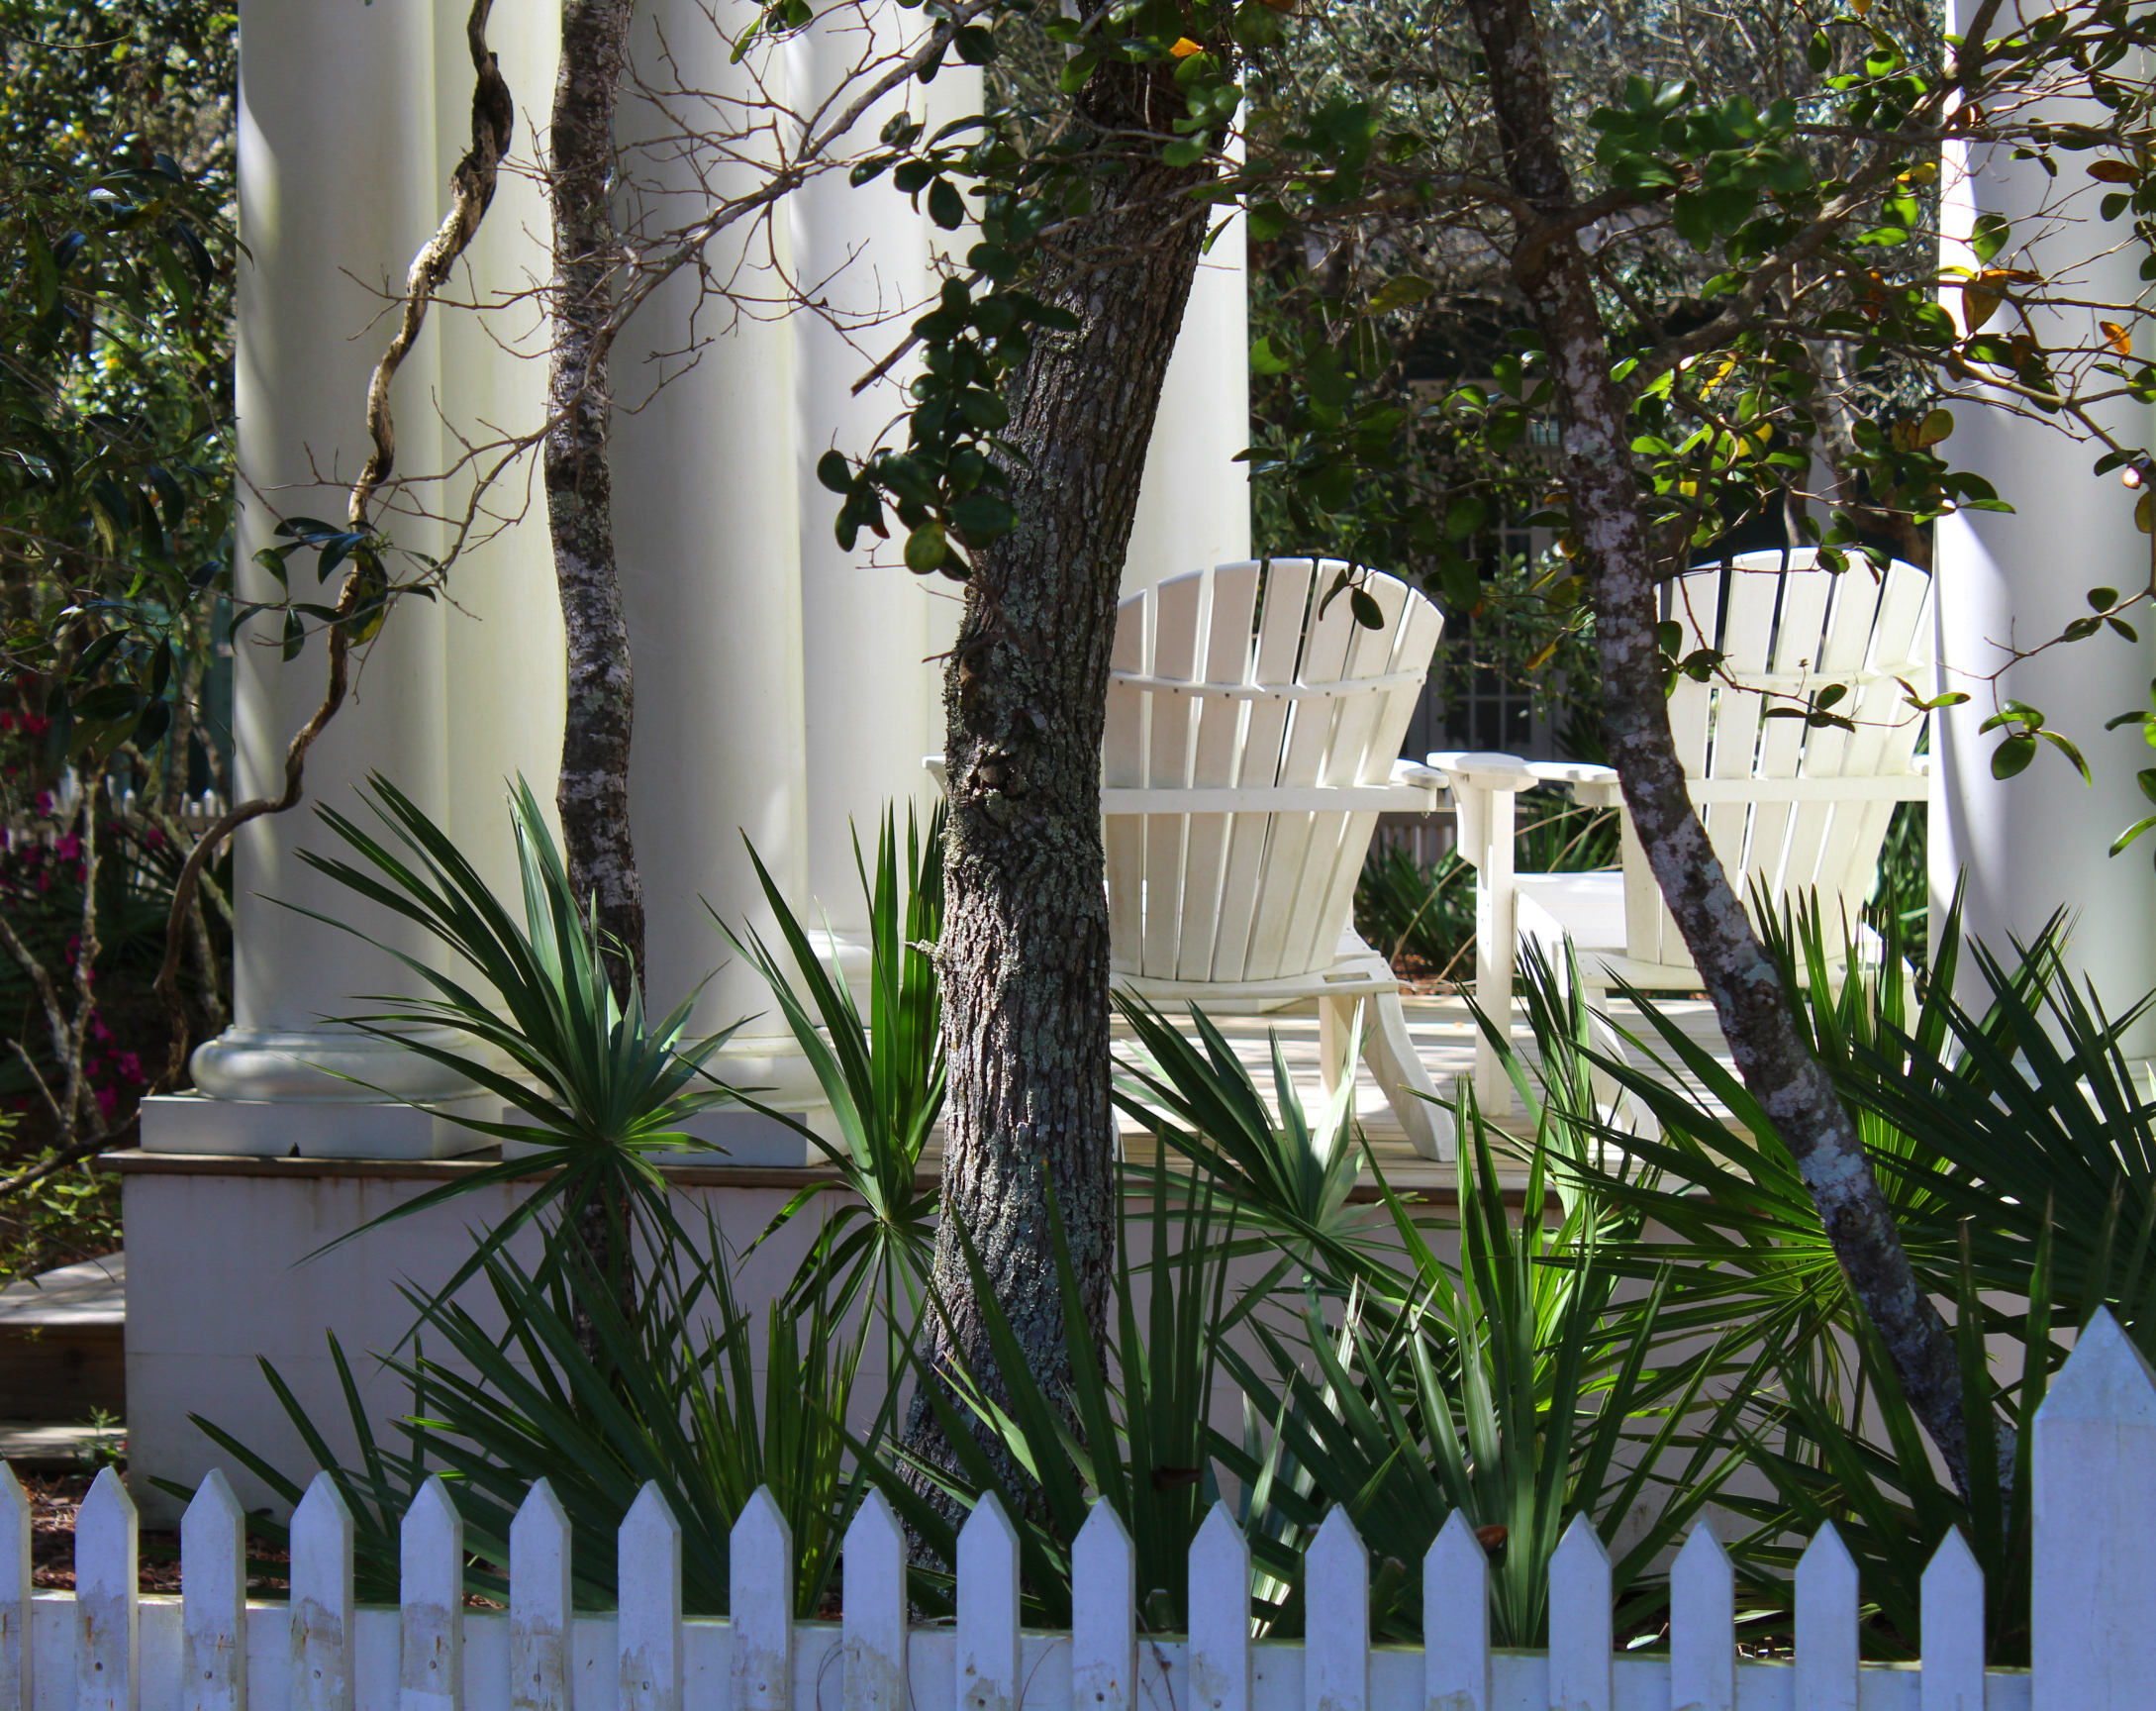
[286,774,744,1315]
[1531,892,2156,1659]
[718,803,945,1328]
[1212,1112,1751,1646]
[859,1159,1244,1629]
[1712,1228,2049,1663]
[1112,993,1384,1278]
[167,1217,877,1617]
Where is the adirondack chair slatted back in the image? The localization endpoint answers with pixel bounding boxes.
[1619,549,1933,969]
[1107,560,1443,984]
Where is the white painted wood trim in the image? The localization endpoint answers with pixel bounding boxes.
[1107,669,1429,701]
[1101,785,1440,815]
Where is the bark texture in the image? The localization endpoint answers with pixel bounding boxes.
[1461,0,1979,1492]
[547,0,644,995]
[907,56,1213,1485]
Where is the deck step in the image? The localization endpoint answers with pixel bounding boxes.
[0,1253,125,1423]
[0,1418,124,1470]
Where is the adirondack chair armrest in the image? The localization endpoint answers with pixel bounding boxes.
[1426,751,1535,874]
[1425,751,1536,791]
[1527,759,1623,808]
[923,755,948,793]
[1389,757,1449,799]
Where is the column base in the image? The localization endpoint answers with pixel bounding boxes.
[190,1025,480,1103]
[139,1091,495,1160]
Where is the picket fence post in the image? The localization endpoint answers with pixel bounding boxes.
[1306,1509,1368,1711]
[76,1466,139,1711]
[182,1469,248,1711]
[401,1478,463,1711]
[956,1497,1020,1711]
[618,1485,681,1711]
[1668,1521,1732,1711]
[731,1487,792,1711]
[1186,1503,1249,1711]
[2031,1307,2156,1711]
[1794,1522,1858,1711]
[1422,1512,1487,1711]
[842,1492,907,1711]
[1071,1502,1135,1711]
[1918,1528,1984,1711]
[510,1479,573,1711]
[0,1464,29,1711]
[1546,1516,1609,1711]
[290,1476,355,1711]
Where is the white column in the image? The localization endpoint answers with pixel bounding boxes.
[612,0,826,1135]
[789,14,965,931]
[171,0,471,1149]
[1933,20,2156,1044]
[1124,180,1250,595]
[436,5,568,897]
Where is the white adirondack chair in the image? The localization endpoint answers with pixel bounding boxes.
[1106,559,1454,1159]
[1435,548,1933,1113]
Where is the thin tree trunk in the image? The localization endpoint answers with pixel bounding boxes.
[905,55,1212,1490]
[547,0,644,1001]
[547,0,643,1360]
[1461,0,1980,1493]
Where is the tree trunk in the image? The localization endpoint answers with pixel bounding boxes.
[547,0,644,999]
[1461,0,1980,1494]
[548,0,642,1359]
[906,55,1212,1489]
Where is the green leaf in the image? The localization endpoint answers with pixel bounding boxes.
[1232,0,1284,49]
[1671,193,1715,251]
[2039,728,2092,781]
[949,493,1016,539]
[1247,201,1291,242]
[957,388,1010,430]
[1992,733,2037,778]
[2111,812,2156,856]
[904,523,948,574]
[927,178,966,231]
[1972,211,2010,263]
[1444,493,1489,542]
[816,451,853,493]
[1366,275,1435,314]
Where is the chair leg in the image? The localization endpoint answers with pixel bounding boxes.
[1472,788,1519,1117]
[1318,994,1351,1096]
[1580,982,1657,1140]
[1365,987,1455,1161]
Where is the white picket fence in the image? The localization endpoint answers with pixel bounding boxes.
[10,1310,2156,1711]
